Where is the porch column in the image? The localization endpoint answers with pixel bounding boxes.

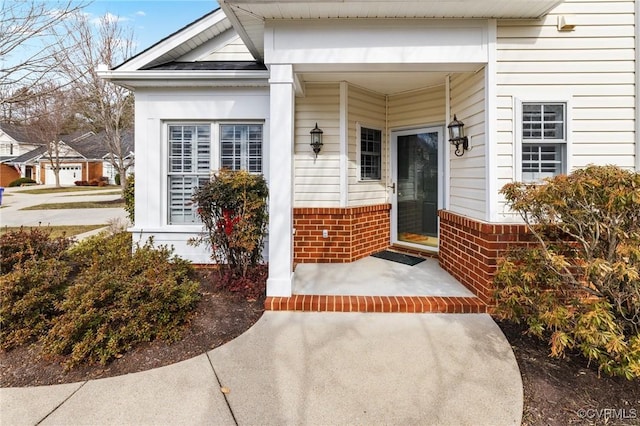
[267,64,295,296]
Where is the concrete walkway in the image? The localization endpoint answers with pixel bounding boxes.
[0,312,523,426]
[0,186,127,227]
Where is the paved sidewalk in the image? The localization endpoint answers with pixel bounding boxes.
[0,312,523,426]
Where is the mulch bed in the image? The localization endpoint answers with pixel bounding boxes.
[1,274,638,425]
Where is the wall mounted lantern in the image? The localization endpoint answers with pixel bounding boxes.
[310,123,323,158]
[447,114,469,157]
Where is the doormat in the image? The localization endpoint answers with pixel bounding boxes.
[371,250,425,266]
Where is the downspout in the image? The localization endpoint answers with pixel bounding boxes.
[635,0,639,170]
[444,75,451,211]
[385,94,389,205]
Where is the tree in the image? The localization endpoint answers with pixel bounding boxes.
[53,12,135,191]
[0,0,85,120]
[29,85,78,187]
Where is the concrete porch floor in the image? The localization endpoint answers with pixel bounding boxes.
[265,254,486,313]
[293,255,475,297]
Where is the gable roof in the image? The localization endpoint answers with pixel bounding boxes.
[4,129,135,164]
[115,8,238,72]
[0,123,43,144]
[7,146,47,164]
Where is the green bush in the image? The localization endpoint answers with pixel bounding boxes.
[0,258,71,349]
[191,169,268,299]
[8,177,36,187]
[123,174,134,223]
[42,232,200,368]
[495,165,640,379]
[0,226,74,275]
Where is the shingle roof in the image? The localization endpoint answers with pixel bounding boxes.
[141,61,267,71]
[67,129,135,159]
[6,146,47,163]
[0,122,43,144]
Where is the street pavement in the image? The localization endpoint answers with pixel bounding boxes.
[0,185,128,228]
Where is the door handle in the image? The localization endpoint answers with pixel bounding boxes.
[388,182,396,194]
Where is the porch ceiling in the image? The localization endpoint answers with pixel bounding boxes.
[297,62,482,95]
[300,71,450,95]
[220,0,564,60]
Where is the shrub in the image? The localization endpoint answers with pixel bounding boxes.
[43,232,201,368]
[495,165,640,379]
[89,179,100,186]
[74,180,89,186]
[0,258,71,349]
[123,174,134,223]
[191,169,268,299]
[0,227,74,274]
[115,173,121,186]
[8,177,36,187]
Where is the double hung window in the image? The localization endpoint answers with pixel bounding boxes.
[359,126,382,181]
[521,103,566,182]
[167,123,263,224]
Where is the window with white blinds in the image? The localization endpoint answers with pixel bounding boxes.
[168,124,211,224]
[521,103,566,182]
[167,123,263,225]
[220,124,263,173]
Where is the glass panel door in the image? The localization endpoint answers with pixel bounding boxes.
[392,128,442,249]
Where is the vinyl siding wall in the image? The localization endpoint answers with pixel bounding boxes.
[347,85,387,206]
[387,85,446,130]
[449,70,487,221]
[496,0,637,219]
[294,83,341,207]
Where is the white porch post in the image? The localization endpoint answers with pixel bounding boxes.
[267,64,295,296]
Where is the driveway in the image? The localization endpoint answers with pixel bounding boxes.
[0,186,128,227]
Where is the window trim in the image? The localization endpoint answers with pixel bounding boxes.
[356,122,383,182]
[514,98,572,183]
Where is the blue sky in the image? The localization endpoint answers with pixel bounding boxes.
[83,0,219,54]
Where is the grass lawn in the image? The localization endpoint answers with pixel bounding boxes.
[0,224,106,238]
[21,199,125,210]
[18,186,118,195]
[69,190,121,196]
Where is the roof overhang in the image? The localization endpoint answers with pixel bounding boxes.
[220,0,564,61]
[98,69,270,90]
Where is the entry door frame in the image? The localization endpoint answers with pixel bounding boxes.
[389,125,445,252]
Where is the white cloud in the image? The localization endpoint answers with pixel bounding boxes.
[135,11,146,17]
[90,12,131,26]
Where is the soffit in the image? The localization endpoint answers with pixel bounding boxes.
[220,0,564,61]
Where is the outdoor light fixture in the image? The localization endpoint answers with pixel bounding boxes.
[447,114,469,157]
[310,123,323,158]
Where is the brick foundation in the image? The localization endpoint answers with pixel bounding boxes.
[438,210,532,304]
[293,204,391,263]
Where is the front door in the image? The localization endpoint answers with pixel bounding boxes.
[391,127,444,250]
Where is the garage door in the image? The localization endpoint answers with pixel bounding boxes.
[44,164,82,185]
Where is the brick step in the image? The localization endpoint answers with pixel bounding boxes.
[265,295,488,313]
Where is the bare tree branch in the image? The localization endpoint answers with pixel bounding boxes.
[0,0,88,115]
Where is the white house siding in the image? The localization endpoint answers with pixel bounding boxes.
[448,71,487,221]
[131,87,270,263]
[201,35,253,61]
[496,0,637,220]
[388,85,446,130]
[294,83,341,207]
[347,85,387,206]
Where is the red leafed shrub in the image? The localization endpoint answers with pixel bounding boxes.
[191,170,268,300]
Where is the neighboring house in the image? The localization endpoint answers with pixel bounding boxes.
[100,0,639,300]
[3,129,134,186]
[0,123,43,186]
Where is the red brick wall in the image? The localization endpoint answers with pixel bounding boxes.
[293,204,391,263]
[438,210,532,304]
[0,164,20,187]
